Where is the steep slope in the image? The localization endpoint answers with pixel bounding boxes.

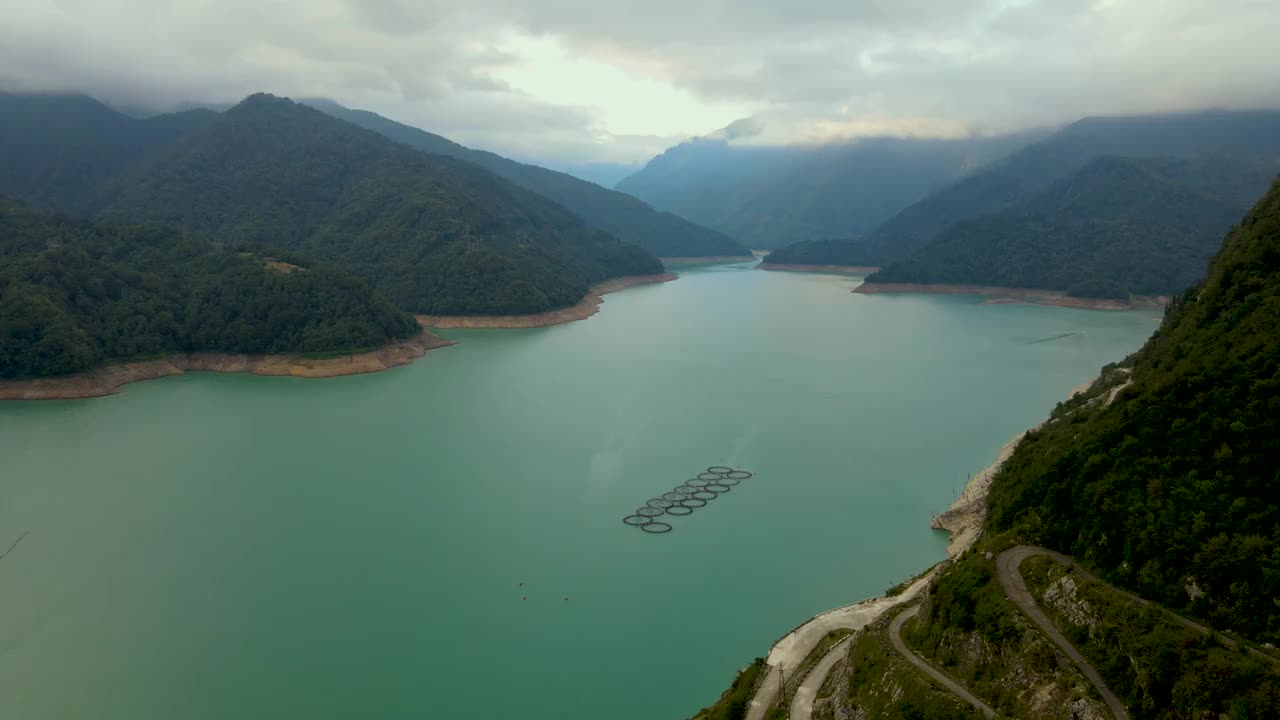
[91,94,662,314]
[0,198,419,379]
[985,176,1280,639]
[865,156,1271,297]
[619,133,1040,249]
[302,99,749,259]
[0,92,216,215]
[767,109,1280,267]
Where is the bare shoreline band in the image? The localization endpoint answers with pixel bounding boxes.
[854,281,1168,311]
[416,272,677,329]
[2,273,678,400]
[0,331,458,401]
[758,263,881,274]
[659,256,756,266]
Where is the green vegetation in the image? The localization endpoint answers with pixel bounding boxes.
[841,616,975,720]
[0,92,217,217]
[1021,557,1280,719]
[902,549,1106,719]
[766,109,1280,268]
[0,199,418,378]
[304,99,749,259]
[95,94,661,314]
[0,92,664,316]
[867,156,1262,297]
[690,658,765,720]
[986,178,1280,640]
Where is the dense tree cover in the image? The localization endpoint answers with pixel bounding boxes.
[619,133,1038,250]
[0,199,419,378]
[303,99,749,258]
[986,178,1280,640]
[1020,558,1280,719]
[1,92,663,315]
[0,92,216,216]
[866,157,1267,297]
[766,109,1280,267]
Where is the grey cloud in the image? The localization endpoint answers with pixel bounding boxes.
[708,117,766,141]
[1,0,1278,163]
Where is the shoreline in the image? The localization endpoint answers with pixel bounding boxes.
[742,375,1100,717]
[0,330,456,401]
[416,273,677,329]
[930,375,1097,555]
[853,282,1167,311]
[758,263,881,274]
[659,256,756,266]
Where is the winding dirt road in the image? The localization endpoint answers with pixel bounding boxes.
[997,546,1130,720]
[788,636,852,720]
[888,605,998,719]
[744,572,937,720]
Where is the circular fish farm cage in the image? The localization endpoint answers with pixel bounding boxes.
[624,464,757,532]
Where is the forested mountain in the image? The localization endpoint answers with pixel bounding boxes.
[987,176,1280,637]
[544,161,640,189]
[766,109,1280,267]
[0,198,419,379]
[616,132,1040,249]
[865,156,1274,297]
[0,92,216,216]
[301,99,749,259]
[0,92,663,315]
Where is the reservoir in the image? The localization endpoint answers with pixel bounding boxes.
[0,264,1159,719]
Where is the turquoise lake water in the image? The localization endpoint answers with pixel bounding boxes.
[0,264,1159,719]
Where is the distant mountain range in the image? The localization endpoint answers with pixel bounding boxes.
[867,155,1272,297]
[765,109,1280,297]
[0,92,665,318]
[301,99,750,260]
[616,132,1043,249]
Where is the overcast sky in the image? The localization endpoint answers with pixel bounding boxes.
[2,0,1278,165]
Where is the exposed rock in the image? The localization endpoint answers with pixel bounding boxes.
[1185,577,1207,601]
[1044,576,1097,630]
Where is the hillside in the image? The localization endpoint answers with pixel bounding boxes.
[0,92,216,216]
[766,109,1280,267]
[0,92,664,316]
[983,175,1280,637]
[302,99,749,259]
[96,95,664,314]
[618,133,1039,249]
[865,156,1272,298]
[0,198,419,379]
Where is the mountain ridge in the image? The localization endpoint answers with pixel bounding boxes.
[766,108,1280,269]
[301,98,750,259]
